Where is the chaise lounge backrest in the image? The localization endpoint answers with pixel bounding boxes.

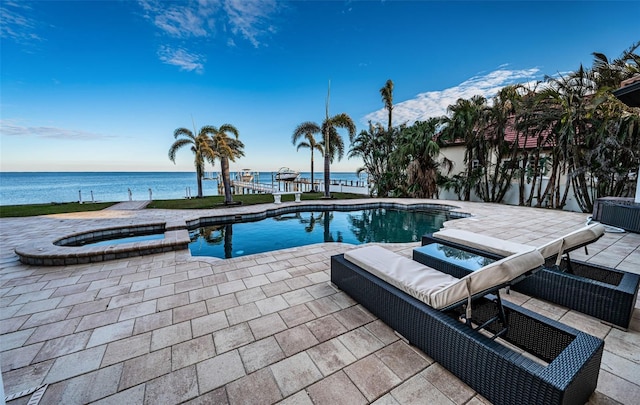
[537,224,604,261]
[431,229,531,257]
[344,245,544,311]
[432,224,605,264]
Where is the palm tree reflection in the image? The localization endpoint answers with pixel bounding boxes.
[437,245,493,268]
[298,212,320,233]
[271,211,343,242]
[322,211,343,242]
[223,224,233,259]
[189,208,448,258]
[347,208,447,243]
[191,223,235,258]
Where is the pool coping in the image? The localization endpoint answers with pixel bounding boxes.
[14,200,467,266]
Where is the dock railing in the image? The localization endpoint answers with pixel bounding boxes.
[231,181,278,194]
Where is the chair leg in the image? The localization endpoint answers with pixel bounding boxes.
[472,292,509,340]
[564,254,574,274]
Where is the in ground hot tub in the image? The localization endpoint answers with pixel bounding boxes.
[16,223,191,266]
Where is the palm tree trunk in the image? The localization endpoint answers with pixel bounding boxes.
[323,127,331,198]
[464,150,473,201]
[221,158,233,203]
[526,155,539,206]
[519,156,527,206]
[323,151,331,198]
[540,160,558,208]
[196,164,204,198]
[310,150,315,192]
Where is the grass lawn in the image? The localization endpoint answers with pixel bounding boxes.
[0,192,368,217]
[148,192,366,209]
[0,202,115,218]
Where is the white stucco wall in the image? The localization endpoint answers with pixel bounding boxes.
[636,168,640,203]
[438,146,466,177]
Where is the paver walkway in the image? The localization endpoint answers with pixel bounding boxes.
[1,198,638,404]
[105,200,151,210]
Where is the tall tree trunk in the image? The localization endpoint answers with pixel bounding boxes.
[560,172,573,210]
[323,131,331,198]
[538,160,557,208]
[516,131,531,205]
[196,164,204,198]
[221,157,233,204]
[482,153,490,202]
[518,155,527,206]
[526,159,538,207]
[310,150,315,192]
[464,149,473,201]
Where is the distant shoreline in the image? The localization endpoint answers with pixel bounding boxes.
[0,172,367,206]
[0,170,362,174]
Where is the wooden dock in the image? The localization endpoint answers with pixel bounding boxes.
[230,181,277,194]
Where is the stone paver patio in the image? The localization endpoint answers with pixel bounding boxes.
[1,198,639,404]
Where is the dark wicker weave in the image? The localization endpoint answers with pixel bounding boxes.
[418,234,640,329]
[331,254,603,405]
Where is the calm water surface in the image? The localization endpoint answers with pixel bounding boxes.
[189,208,449,259]
[0,172,366,205]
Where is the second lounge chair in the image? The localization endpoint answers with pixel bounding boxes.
[416,224,640,329]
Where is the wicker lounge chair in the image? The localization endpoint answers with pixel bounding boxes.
[416,224,640,329]
[331,245,603,405]
[428,223,605,267]
[343,245,543,334]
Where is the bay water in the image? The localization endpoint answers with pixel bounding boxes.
[0,171,367,206]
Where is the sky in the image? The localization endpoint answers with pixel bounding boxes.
[1,0,639,173]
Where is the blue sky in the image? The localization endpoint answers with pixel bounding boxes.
[1,0,638,173]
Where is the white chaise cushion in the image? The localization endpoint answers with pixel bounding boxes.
[344,245,459,306]
[537,224,605,259]
[429,248,543,309]
[434,224,605,260]
[344,245,544,310]
[433,229,533,257]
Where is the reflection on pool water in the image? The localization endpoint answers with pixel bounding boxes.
[416,243,495,271]
[189,208,450,259]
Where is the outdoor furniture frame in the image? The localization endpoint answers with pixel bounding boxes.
[417,232,640,329]
[331,253,603,405]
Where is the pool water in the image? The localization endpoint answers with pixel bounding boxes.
[189,208,449,259]
[85,233,165,246]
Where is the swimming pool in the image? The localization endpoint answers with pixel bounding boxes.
[188,207,450,259]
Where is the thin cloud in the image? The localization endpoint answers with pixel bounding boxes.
[0,120,114,140]
[158,46,205,73]
[0,1,42,43]
[363,68,542,126]
[139,0,280,52]
[139,0,218,38]
[224,0,279,48]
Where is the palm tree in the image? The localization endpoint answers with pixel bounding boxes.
[210,124,244,205]
[394,118,450,198]
[321,113,356,198]
[168,126,217,198]
[589,45,640,201]
[321,82,356,198]
[349,122,389,196]
[592,41,640,90]
[380,79,394,130]
[292,122,323,192]
[442,95,487,200]
[477,85,524,203]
